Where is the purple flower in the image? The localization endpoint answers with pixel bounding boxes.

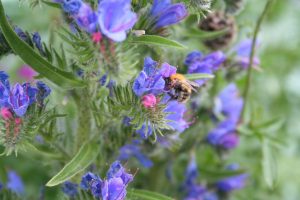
[207,119,239,149]
[62,0,82,15]
[132,57,165,96]
[22,83,38,105]
[184,155,198,187]
[32,32,45,56]
[0,181,3,191]
[36,81,51,101]
[119,141,153,168]
[0,71,10,107]
[164,101,189,132]
[8,83,30,117]
[159,62,177,78]
[216,165,248,192]
[136,123,153,139]
[151,0,188,29]
[98,0,137,42]
[106,161,133,184]
[62,181,78,197]
[186,51,225,86]
[184,184,218,200]
[17,65,38,81]
[81,172,100,190]
[14,27,29,42]
[233,39,260,69]
[6,171,24,195]
[214,83,243,122]
[75,3,98,33]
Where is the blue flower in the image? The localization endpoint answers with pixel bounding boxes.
[132,57,165,96]
[216,164,248,192]
[98,0,137,42]
[207,119,239,149]
[136,124,153,139]
[184,184,219,200]
[81,172,100,190]
[150,0,188,29]
[0,71,10,107]
[62,181,78,197]
[8,83,30,117]
[186,51,225,86]
[164,101,189,132]
[22,83,38,105]
[0,181,3,191]
[32,32,45,56]
[75,3,98,33]
[36,81,51,101]
[119,141,153,168]
[6,171,24,195]
[184,155,198,187]
[101,177,127,200]
[90,178,103,197]
[62,0,82,15]
[214,83,243,123]
[233,39,260,69]
[14,27,29,42]
[106,161,133,184]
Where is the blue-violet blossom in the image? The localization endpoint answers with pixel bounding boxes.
[6,171,24,195]
[62,181,78,197]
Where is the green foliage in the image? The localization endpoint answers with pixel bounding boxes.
[127,189,174,200]
[128,35,187,49]
[46,142,99,187]
[0,0,85,89]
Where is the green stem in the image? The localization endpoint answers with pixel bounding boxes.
[241,0,274,120]
[74,89,92,150]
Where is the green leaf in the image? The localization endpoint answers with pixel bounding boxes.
[46,142,99,187]
[41,0,61,8]
[0,0,85,89]
[127,189,174,200]
[129,35,187,49]
[262,138,277,189]
[185,28,229,39]
[199,167,246,181]
[184,73,215,80]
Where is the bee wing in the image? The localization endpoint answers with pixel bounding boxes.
[186,80,200,89]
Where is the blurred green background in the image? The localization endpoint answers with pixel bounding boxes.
[0,0,300,199]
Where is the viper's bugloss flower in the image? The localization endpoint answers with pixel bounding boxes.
[6,171,24,195]
[17,65,37,81]
[8,83,30,117]
[142,94,157,108]
[98,0,137,42]
[32,32,45,56]
[0,181,2,191]
[233,39,260,69]
[83,161,133,200]
[0,71,10,107]
[184,155,198,187]
[150,0,188,29]
[119,141,153,168]
[36,81,51,101]
[62,0,82,15]
[164,101,189,132]
[62,181,78,197]
[207,119,239,149]
[216,164,248,192]
[132,57,165,96]
[214,83,243,123]
[81,172,100,190]
[14,27,29,42]
[22,83,38,105]
[185,185,219,200]
[1,107,13,120]
[186,51,226,86]
[136,123,153,139]
[75,3,98,33]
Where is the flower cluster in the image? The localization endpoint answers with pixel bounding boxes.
[58,0,137,42]
[79,161,133,200]
[185,50,226,86]
[183,156,248,199]
[207,83,243,150]
[0,71,51,118]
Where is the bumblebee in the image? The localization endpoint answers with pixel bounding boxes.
[165,73,199,103]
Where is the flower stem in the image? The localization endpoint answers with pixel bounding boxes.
[241,0,274,120]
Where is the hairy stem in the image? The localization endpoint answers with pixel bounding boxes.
[241,0,274,120]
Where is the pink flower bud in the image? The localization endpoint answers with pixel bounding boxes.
[15,118,22,125]
[1,107,13,120]
[92,32,102,43]
[17,65,38,81]
[142,94,157,108]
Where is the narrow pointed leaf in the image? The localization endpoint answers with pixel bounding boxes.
[129,35,187,49]
[184,73,215,80]
[0,0,85,89]
[185,28,229,39]
[262,139,277,189]
[127,189,174,200]
[46,142,99,187]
